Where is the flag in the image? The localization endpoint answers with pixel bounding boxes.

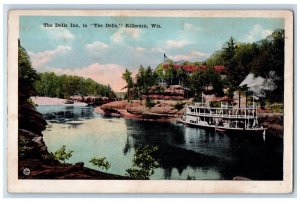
[164,53,168,59]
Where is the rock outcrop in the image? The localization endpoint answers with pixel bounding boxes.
[18,43,130,179]
[141,85,190,100]
[19,96,130,179]
[70,95,113,106]
[98,99,186,122]
[258,114,284,138]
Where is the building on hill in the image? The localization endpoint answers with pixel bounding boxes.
[162,63,225,76]
[141,84,192,100]
[160,62,226,86]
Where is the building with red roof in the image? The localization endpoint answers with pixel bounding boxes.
[163,63,225,75]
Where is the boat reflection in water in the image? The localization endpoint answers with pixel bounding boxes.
[40,105,283,180]
[124,119,282,180]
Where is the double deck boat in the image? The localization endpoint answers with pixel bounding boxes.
[179,95,267,134]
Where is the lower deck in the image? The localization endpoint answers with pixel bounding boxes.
[179,116,267,134]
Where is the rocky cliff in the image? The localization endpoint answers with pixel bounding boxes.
[98,99,186,122]
[18,42,129,179]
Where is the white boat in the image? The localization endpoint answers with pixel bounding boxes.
[179,95,267,134]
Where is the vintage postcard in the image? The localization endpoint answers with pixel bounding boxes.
[7,10,293,193]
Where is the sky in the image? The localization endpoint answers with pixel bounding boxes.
[19,16,284,92]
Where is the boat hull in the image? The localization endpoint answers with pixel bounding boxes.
[178,119,267,134]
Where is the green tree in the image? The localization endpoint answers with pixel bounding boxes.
[194,29,284,103]
[126,145,160,179]
[145,96,155,108]
[203,67,224,96]
[164,65,177,85]
[155,63,165,79]
[270,29,284,102]
[205,50,225,67]
[51,145,73,164]
[234,43,258,79]
[35,72,115,98]
[193,61,202,66]
[89,157,111,173]
[18,41,48,160]
[144,66,158,89]
[188,70,205,99]
[222,36,238,97]
[18,40,39,101]
[136,65,146,95]
[122,69,134,100]
[269,29,284,76]
[37,72,58,97]
[176,68,187,86]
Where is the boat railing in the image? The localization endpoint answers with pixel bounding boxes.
[221,103,234,108]
[187,105,257,110]
[186,112,257,119]
[194,102,209,107]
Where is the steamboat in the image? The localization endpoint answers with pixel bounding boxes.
[179,95,267,134]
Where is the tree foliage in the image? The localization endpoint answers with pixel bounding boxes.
[205,50,225,67]
[204,29,285,102]
[145,96,155,108]
[186,67,225,98]
[163,65,178,85]
[35,72,115,99]
[18,40,39,100]
[126,145,160,179]
[122,68,134,100]
[176,67,188,86]
[18,41,48,161]
[51,145,73,164]
[122,66,158,99]
[124,29,284,103]
[89,157,111,172]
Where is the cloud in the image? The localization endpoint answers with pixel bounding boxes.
[140,46,165,53]
[164,40,191,49]
[215,41,223,50]
[85,41,109,50]
[178,23,203,37]
[169,51,210,61]
[135,47,146,53]
[47,63,127,92]
[149,47,165,53]
[244,24,273,42]
[41,26,75,41]
[182,23,202,32]
[127,46,165,56]
[85,41,110,58]
[28,45,72,68]
[110,28,142,43]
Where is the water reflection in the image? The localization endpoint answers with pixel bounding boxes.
[124,119,283,180]
[39,105,283,180]
[124,121,222,179]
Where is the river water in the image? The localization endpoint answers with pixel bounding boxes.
[37,105,283,180]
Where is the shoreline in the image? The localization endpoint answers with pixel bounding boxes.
[94,100,182,123]
[94,100,284,137]
[31,96,87,106]
[32,97,284,138]
[94,107,178,123]
[19,158,131,180]
[20,97,129,179]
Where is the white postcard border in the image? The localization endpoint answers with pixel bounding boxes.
[7,10,294,193]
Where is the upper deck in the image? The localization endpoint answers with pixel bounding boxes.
[185,102,258,120]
